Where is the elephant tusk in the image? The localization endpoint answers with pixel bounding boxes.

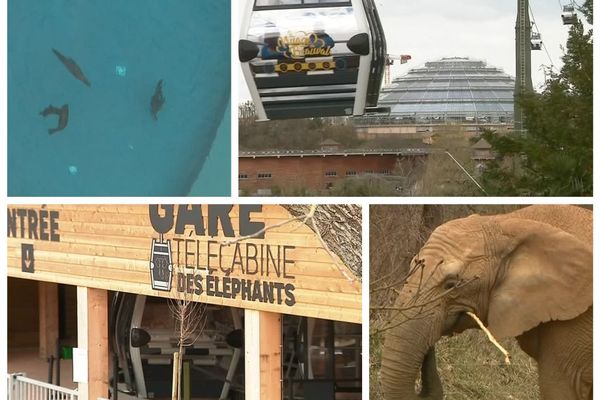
[466,311,511,365]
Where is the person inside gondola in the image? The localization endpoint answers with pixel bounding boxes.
[307,21,334,57]
[260,23,286,60]
[312,21,334,49]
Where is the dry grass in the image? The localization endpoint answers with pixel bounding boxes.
[370,205,539,399]
[435,332,539,400]
[370,330,539,400]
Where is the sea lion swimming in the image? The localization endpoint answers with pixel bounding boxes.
[51,48,91,87]
[150,79,165,121]
[40,104,69,134]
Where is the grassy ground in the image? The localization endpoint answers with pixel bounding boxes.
[370,329,540,399]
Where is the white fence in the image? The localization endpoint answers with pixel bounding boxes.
[7,374,78,400]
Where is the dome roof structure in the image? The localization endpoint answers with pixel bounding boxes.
[375,57,515,124]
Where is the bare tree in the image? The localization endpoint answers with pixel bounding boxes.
[416,126,481,196]
[169,263,208,400]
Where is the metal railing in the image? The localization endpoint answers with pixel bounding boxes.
[7,373,78,400]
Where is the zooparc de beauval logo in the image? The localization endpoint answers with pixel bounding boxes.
[148,205,297,306]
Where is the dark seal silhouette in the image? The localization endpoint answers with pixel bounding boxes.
[40,104,69,134]
[150,79,165,120]
[52,48,91,87]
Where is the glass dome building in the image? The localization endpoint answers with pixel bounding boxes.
[364,57,515,125]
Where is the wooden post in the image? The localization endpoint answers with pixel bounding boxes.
[245,310,282,400]
[77,287,88,400]
[245,310,261,400]
[77,287,109,400]
[87,288,109,399]
[38,282,59,359]
[260,312,282,400]
[172,352,180,400]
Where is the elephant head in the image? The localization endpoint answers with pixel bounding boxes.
[380,205,592,399]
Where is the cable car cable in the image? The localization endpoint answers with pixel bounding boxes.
[529,2,558,74]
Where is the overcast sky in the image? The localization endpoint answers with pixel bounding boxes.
[237,0,576,101]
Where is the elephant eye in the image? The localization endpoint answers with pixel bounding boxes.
[443,276,458,290]
[443,281,456,290]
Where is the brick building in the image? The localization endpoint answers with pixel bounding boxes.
[239,149,429,195]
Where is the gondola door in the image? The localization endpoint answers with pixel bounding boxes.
[362,0,386,109]
[240,0,383,120]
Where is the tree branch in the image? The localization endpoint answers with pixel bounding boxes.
[218,205,360,282]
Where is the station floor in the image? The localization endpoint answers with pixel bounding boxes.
[8,348,76,389]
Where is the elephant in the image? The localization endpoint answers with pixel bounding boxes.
[380,205,592,400]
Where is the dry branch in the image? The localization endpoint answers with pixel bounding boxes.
[284,205,362,280]
[219,213,308,245]
[218,204,362,282]
[467,311,511,365]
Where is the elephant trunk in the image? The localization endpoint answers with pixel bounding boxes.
[421,347,443,399]
[380,315,443,400]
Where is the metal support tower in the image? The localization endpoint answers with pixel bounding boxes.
[515,0,533,132]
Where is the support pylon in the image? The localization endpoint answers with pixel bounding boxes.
[514,0,533,133]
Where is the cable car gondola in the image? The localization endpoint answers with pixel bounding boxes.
[561,5,577,25]
[531,32,542,50]
[111,293,244,399]
[239,0,386,121]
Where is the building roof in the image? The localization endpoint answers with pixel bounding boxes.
[472,138,492,149]
[376,57,515,122]
[239,148,434,158]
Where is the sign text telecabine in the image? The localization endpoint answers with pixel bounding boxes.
[151,205,297,305]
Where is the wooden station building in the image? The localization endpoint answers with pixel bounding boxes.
[7,204,362,400]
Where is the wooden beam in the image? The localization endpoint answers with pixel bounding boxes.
[77,287,88,400]
[172,352,179,400]
[77,287,109,400]
[260,312,282,400]
[245,310,282,400]
[87,288,109,400]
[245,310,261,400]
[38,282,59,359]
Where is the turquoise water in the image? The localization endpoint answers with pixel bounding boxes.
[8,0,231,196]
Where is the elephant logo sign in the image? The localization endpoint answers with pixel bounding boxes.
[149,237,173,291]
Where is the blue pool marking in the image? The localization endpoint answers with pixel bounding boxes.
[116,65,127,77]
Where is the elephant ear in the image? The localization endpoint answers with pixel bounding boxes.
[487,217,592,338]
